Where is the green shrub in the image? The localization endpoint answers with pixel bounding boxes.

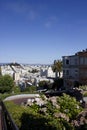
[83,92,87,97]
[0,93,12,100]
[12,86,20,94]
[24,86,36,93]
[57,93,83,119]
[46,100,57,116]
[79,85,87,91]
[4,93,82,130]
[5,101,74,130]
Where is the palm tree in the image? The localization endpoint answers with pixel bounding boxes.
[52,60,62,78]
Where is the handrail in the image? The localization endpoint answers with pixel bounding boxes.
[0,101,19,130]
[1,105,7,130]
[0,104,7,130]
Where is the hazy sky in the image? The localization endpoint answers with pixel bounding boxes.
[0,0,87,64]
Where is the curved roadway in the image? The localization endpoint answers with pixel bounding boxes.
[4,94,40,105]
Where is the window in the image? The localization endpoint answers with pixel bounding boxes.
[84,57,87,65]
[66,59,69,65]
[75,59,77,65]
[75,70,78,73]
[63,70,65,75]
[75,70,78,77]
[66,70,69,75]
[80,57,84,64]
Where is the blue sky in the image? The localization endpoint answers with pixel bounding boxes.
[0,0,87,64]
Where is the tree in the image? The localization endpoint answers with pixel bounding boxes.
[38,80,50,89]
[52,78,63,90]
[52,60,62,78]
[74,81,80,88]
[0,75,14,93]
[28,69,39,73]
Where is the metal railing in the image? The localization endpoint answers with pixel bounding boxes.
[0,100,19,130]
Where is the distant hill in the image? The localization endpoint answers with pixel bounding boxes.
[8,62,21,66]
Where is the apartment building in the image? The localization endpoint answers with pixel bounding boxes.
[62,49,87,88]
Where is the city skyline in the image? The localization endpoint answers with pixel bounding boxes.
[0,0,87,64]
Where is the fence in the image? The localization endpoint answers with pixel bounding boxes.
[0,100,19,130]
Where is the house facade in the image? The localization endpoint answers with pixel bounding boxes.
[62,49,87,88]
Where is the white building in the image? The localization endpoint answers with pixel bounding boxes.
[47,67,55,78]
[1,65,14,78]
[40,66,56,78]
[13,72,21,81]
